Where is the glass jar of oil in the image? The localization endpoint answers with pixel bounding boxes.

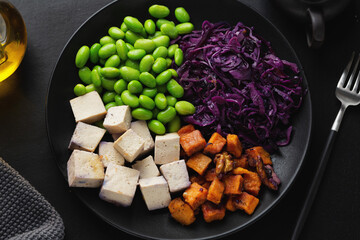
[0,1,27,82]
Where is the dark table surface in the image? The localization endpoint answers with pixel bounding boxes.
[1,0,360,239]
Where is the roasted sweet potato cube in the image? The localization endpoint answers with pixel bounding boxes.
[232,167,261,196]
[183,182,208,210]
[180,130,207,156]
[226,134,243,158]
[190,174,206,185]
[233,155,249,169]
[204,132,226,155]
[178,124,195,137]
[232,167,253,175]
[246,146,272,165]
[202,181,211,189]
[201,201,226,223]
[225,196,237,212]
[186,153,212,175]
[207,177,225,204]
[233,192,259,215]
[204,168,217,182]
[223,174,243,195]
[168,198,196,225]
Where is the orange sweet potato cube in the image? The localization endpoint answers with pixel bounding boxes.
[204,168,217,182]
[204,132,226,155]
[207,177,225,204]
[226,134,243,158]
[186,153,212,175]
[233,192,259,215]
[232,167,261,196]
[233,155,249,169]
[223,174,243,195]
[180,130,207,156]
[202,181,211,189]
[178,124,195,137]
[246,146,272,165]
[168,198,196,225]
[183,182,208,210]
[225,196,237,212]
[201,201,226,223]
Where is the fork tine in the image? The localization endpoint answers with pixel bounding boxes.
[346,53,360,89]
[338,52,355,88]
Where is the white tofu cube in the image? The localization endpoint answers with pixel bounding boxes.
[68,122,106,152]
[154,133,180,165]
[69,91,107,123]
[131,121,154,155]
[160,160,190,193]
[132,155,160,179]
[139,176,171,211]
[67,149,105,188]
[113,129,145,162]
[98,141,125,167]
[99,164,140,207]
[103,106,131,134]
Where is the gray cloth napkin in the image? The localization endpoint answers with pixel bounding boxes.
[0,158,65,240]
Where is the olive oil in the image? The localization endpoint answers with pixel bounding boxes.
[0,1,27,82]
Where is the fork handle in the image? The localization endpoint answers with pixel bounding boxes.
[291,130,337,240]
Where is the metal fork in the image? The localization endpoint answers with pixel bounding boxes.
[292,52,360,240]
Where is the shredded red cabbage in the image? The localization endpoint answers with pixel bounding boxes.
[172,21,305,152]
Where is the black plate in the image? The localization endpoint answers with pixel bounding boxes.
[46,0,312,239]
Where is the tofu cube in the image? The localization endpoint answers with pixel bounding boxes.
[69,91,107,123]
[99,164,140,207]
[131,120,154,155]
[154,133,180,165]
[68,122,106,152]
[132,155,160,179]
[67,149,105,188]
[113,129,145,162]
[139,176,171,211]
[98,141,125,167]
[103,106,131,134]
[160,160,191,192]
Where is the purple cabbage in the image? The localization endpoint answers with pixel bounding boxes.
[172,21,305,152]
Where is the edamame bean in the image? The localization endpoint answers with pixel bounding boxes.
[100,67,120,78]
[167,79,184,98]
[114,79,127,94]
[156,69,172,85]
[114,94,124,105]
[127,80,143,94]
[174,48,184,66]
[100,36,116,46]
[148,120,166,135]
[108,27,125,40]
[152,31,163,38]
[152,46,168,59]
[175,101,196,115]
[101,77,116,91]
[152,57,167,73]
[139,95,155,110]
[99,58,106,66]
[160,23,178,39]
[166,95,177,106]
[166,58,172,68]
[168,44,178,58]
[157,106,176,124]
[126,43,134,51]
[75,45,90,68]
[176,22,194,35]
[124,16,144,33]
[174,7,190,23]
[169,68,178,78]
[90,43,101,64]
[121,90,139,108]
[144,19,156,35]
[134,39,156,53]
[125,59,140,70]
[152,35,170,48]
[116,39,128,61]
[139,55,154,73]
[149,5,170,18]
[155,93,167,110]
[120,22,128,32]
[157,84,167,93]
[91,69,102,87]
[78,67,92,84]
[125,30,143,45]
[167,115,181,132]
[119,66,140,81]
[104,55,121,68]
[142,88,157,98]
[152,108,160,119]
[85,84,102,94]
[74,84,86,96]
[127,49,146,60]
[105,102,117,111]
[156,19,175,29]
[132,108,153,120]
[102,91,116,104]
[139,72,156,88]
[98,43,116,59]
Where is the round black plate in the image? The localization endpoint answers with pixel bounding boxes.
[46,0,312,239]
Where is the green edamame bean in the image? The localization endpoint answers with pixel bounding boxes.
[74,84,86,96]
[139,72,156,88]
[176,22,194,35]
[91,69,102,87]
[152,46,168,59]
[114,94,124,105]
[139,55,155,73]
[142,88,157,98]
[152,108,160,119]
[144,19,156,35]
[127,80,143,94]
[148,120,166,134]
[116,39,128,61]
[114,79,127,94]
[90,43,101,64]
[101,77,116,91]
[169,68,178,78]
[152,31,163,38]
[85,84,102,94]
[157,106,176,124]
[139,95,155,110]
[167,79,184,98]
[134,39,156,53]
[100,67,120,79]
[108,27,125,40]
[152,57,167,73]
[168,44,178,58]
[174,48,184,66]
[156,69,172,85]
[99,58,106,66]
[160,23,178,39]
[174,7,190,23]
[140,28,148,38]
[167,115,181,132]
[126,43,134,51]
[124,16,144,33]
[152,35,170,48]
[75,45,90,68]
[93,65,102,72]
[149,5,170,18]
[175,101,196,115]
[102,91,117,104]
[166,58,172,68]
[98,43,116,59]
[121,90,139,108]
[125,30,143,45]
[157,84,167,93]
[155,93,167,110]
[78,67,92,84]
[100,36,116,46]
[119,66,140,81]
[104,55,121,68]
[125,59,139,70]
[105,102,117,111]
[121,22,128,32]
[156,19,175,29]
[132,108,153,120]
[127,49,146,60]
[166,95,177,107]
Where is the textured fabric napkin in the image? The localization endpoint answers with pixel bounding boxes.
[0,158,65,240]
